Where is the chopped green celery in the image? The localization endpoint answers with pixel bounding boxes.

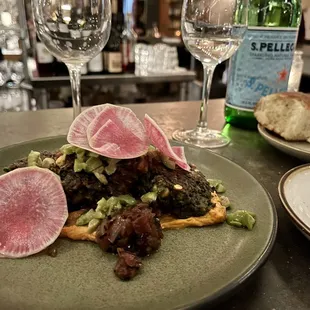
[118,195,136,206]
[216,183,226,193]
[94,172,108,184]
[160,154,176,170]
[87,219,101,233]
[76,209,96,226]
[93,211,104,219]
[28,150,42,167]
[60,144,77,155]
[207,179,226,193]
[74,159,87,172]
[109,202,122,216]
[56,154,66,167]
[148,145,156,152]
[94,195,135,220]
[152,185,158,193]
[93,166,104,174]
[141,192,157,203]
[60,144,87,162]
[226,210,256,230]
[96,198,107,212]
[106,197,122,217]
[76,148,85,161]
[42,158,55,169]
[106,197,120,208]
[229,220,242,227]
[85,157,103,172]
[76,209,104,227]
[207,179,222,188]
[87,151,99,158]
[98,197,121,217]
[220,196,230,208]
[152,185,168,197]
[105,159,120,175]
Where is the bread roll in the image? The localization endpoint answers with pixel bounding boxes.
[254,92,310,141]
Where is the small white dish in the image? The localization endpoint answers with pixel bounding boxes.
[278,164,310,240]
[258,124,310,162]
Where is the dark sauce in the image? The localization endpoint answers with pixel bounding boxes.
[46,245,58,257]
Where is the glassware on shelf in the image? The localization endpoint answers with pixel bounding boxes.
[134,43,154,76]
[32,0,111,119]
[10,61,24,85]
[172,0,248,148]
[0,0,19,29]
[0,61,11,86]
[135,43,183,76]
[0,87,29,112]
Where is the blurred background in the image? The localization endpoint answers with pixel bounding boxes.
[0,0,309,112]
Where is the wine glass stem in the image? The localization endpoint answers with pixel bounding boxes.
[67,65,82,119]
[198,63,216,129]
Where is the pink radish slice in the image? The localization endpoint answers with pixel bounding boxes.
[87,104,149,159]
[172,146,187,163]
[67,105,107,152]
[0,167,68,258]
[144,114,190,171]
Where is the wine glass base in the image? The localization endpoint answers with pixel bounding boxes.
[172,127,230,149]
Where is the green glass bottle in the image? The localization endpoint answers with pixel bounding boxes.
[225,0,302,130]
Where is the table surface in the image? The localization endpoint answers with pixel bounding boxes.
[0,100,309,310]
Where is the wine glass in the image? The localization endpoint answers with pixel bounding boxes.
[173,0,248,148]
[32,0,111,119]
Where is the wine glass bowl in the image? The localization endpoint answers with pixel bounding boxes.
[173,0,248,148]
[32,0,111,118]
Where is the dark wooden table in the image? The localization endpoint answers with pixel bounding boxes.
[0,100,309,310]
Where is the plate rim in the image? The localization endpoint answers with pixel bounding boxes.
[0,136,278,309]
[257,124,310,156]
[278,164,310,237]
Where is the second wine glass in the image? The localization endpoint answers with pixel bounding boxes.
[173,0,248,148]
[32,0,111,119]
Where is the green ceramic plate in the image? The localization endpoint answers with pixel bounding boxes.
[0,137,277,310]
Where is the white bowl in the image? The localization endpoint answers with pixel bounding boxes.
[258,124,310,162]
[278,164,310,240]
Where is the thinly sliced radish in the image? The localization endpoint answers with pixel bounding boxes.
[87,104,149,159]
[172,146,187,163]
[0,167,68,258]
[67,105,106,152]
[144,114,190,171]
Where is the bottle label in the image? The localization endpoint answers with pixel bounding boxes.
[104,52,122,73]
[36,42,54,64]
[226,27,298,111]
